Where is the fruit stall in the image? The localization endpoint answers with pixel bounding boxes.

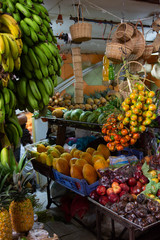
[1,0,160,239]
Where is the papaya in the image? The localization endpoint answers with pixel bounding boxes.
[70,164,83,179]
[86,147,95,155]
[94,159,109,177]
[39,152,48,164]
[54,145,65,154]
[92,155,105,164]
[92,151,104,157]
[97,144,110,159]
[80,152,92,165]
[75,159,88,169]
[69,157,78,167]
[73,149,83,158]
[60,152,72,163]
[46,154,53,166]
[37,144,47,153]
[82,164,98,184]
[56,158,70,175]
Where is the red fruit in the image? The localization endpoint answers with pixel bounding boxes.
[96,186,106,196]
[106,187,114,196]
[136,181,142,189]
[139,175,149,185]
[132,186,142,195]
[108,193,119,203]
[99,195,109,206]
[111,182,119,188]
[119,191,127,197]
[136,164,142,171]
[112,185,122,194]
[133,170,143,180]
[89,190,99,201]
[130,186,134,194]
[128,177,137,186]
[119,183,130,192]
[157,189,160,199]
[112,178,122,184]
[142,185,146,191]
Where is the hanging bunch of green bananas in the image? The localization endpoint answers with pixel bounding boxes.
[2,0,62,113]
[0,13,23,85]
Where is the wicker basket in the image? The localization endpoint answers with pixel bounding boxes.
[115,23,134,42]
[142,45,153,60]
[152,18,160,32]
[72,47,81,55]
[152,33,160,53]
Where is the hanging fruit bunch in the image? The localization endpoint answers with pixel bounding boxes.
[1,0,62,113]
[102,82,157,151]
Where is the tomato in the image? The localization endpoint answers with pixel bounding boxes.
[148,91,155,98]
[130,93,138,100]
[131,105,135,110]
[102,127,107,134]
[104,135,111,142]
[117,114,124,121]
[118,123,124,130]
[114,134,121,141]
[125,135,131,141]
[130,120,138,126]
[139,125,146,132]
[107,143,115,151]
[121,128,128,136]
[130,138,137,145]
[122,104,130,112]
[142,104,148,111]
[137,110,142,115]
[123,117,130,125]
[151,113,157,120]
[116,144,124,151]
[130,114,137,121]
[120,137,127,144]
[146,98,152,104]
[135,102,143,109]
[146,110,153,118]
[138,116,143,122]
[148,104,156,111]
[106,125,113,130]
[138,83,145,91]
[138,91,145,96]
[144,118,152,125]
[122,142,129,147]
[132,133,140,139]
[125,110,132,117]
[132,108,139,115]
[137,95,145,102]
[130,126,139,133]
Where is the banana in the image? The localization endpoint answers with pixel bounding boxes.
[15,38,23,56]
[57,56,62,69]
[26,0,33,8]
[28,47,39,69]
[2,87,10,106]
[8,116,23,138]
[43,19,50,28]
[2,33,19,60]
[39,11,46,19]
[0,147,9,167]
[29,26,38,42]
[8,53,14,73]
[36,80,50,106]
[52,56,58,72]
[40,24,48,34]
[20,19,31,36]
[14,57,21,71]
[23,35,34,47]
[33,3,48,15]
[48,64,55,75]
[2,35,10,59]
[8,79,15,91]
[37,32,46,42]
[53,75,58,87]
[22,54,33,71]
[18,77,27,98]
[24,17,40,33]
[22,42,28,54]
[57,68,62,77]
[45,15,51,23]
[7,108,13,118]
[34,45,48,65]
[0,24,10,33]
[48,76,54,96]
[37,56,48,78]
[6,7,13,14]
[46,32,53,42]
[44,42,58,57]
[42,77,52,96]
[0,14,21,38]
[32,14,43,25]
[13,12,21,23]
[38,43,52,60]
[34,68,43,80]
[27,83,39,110]
[0,54,2,65]
[0,92,5,123]
[15,3,31,18]
[29,79,41,101]
[53,35,57,44]
[21,64,33,79]
[7,123,20,148]
[8,89,16,109]
[6,0,15,13]
[0,34,5,54]
[2,55,9,72]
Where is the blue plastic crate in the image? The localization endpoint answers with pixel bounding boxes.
[53,170,99,196]
[116,147,143,160]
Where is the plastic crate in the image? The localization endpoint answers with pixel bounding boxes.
[116,147,143,160]
[53,170,99,196]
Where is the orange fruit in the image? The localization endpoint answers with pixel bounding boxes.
[122,105,130,111]
[146,98,152,105]
[151,113,157,120]
[130,114,137,121]
[146,111,153,118]
[148,91,155,98]
[139,125,146,132]
[125,110,132,117]
[130,120,138,126]
[135,102,143,109]
[130,93,138,100]
[137,83,145,91]
[148,104,156,111]
[86,147,95,155]
[124,98,131,105]
[132,108,139,115]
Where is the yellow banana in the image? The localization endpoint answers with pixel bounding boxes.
[8,53,14,73]
[2,35,10,59]
[15,38,23,56]
[14,57,21,71]
[0,34,5,54]
[2,55,9,72]
[0,23,10,33]
[0,14,21,38]
[1,33,19,60]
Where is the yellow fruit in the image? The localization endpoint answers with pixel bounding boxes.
[39,152,48,164]
[56,158,70,175]
[52,158,59,169]
[94,159,109,174]
[37,144,46,153]
[152,178,159,183]
[49,150,60,158]
[149,170,157,177]
[86,147,95,155]
[46,154,53,166]
[69,157,78,167]
[82,164,98,185]
[9,199,34,233]
[60,152,72,163]
[92,150,104,156]
[70,148,77,156]
[73,149,83,158]
[80,152,92,165]
[70,164,83,179]
[0,208,12,240]
[97,144,110,159]
[47,147,61,157]
[92,155,105,164]
[54,145,65,154]
[75,158,88,169]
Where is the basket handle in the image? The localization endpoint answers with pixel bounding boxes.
[106,24,121,43]
[135,20,144,36]
[116,60,147,91]
[77,4,84,23]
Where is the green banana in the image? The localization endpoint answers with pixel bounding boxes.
[23,35,34,47]
[8,53,14,73]
[0,92,5,123]
[8,89,16,109]
[29,79,41,101]
[44,42,58,57]
[27,83,39,110]
[53,35,57,44]
[34,68,43,80]
[48,77,54,96]
[43,19,50,28]
[46,32,53,42]
[26,0,33,8]
[2,35,10,59]
[22,54,33,71]
[13,12,21,23]
[42,77,52,96]
[15,3,31,17]
[34,45,48,65]
[20,20,31,36]
[37,32,46,42]
[38,43,52,60]
[39,11,46,19]
[32,14,43,25]
[40,24,48,34]
[2,87,10,106]
[24,17,40,33]
[21,64,33,79]
[14,57,21,71]
[37,56,48,78]
[53,75,58,87]
[33,3,48,15]
[8,79,15,91]
[6,0,15,12]
[29,26,38,43]
[52,56,58,72]
[18,77,27,98]
[45,15,51,23]
[36,81,50,106]
[57,68,62,77]
[8,116,23,138]
[7,108,13,118]
[57,56,62,69]
[7,123,20,148]
[0,147,9,167]
[28,48,39,69]
[22,42,28,54]
[48,64,55,75]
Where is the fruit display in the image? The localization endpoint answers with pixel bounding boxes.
[1,0,62,113]
[28,143,110,185]
[102,83,157,151]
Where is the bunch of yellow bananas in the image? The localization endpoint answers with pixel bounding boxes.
[0,13,23,79]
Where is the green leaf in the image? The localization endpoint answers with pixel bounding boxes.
[141,162,153,180]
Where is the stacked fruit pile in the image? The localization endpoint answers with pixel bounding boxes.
[29,143,110,185]
[2,0,62,112]
[102,83,157,151]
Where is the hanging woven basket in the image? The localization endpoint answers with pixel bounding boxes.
[115,22,134,42]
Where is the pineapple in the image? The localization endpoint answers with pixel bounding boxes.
[9,173,34,233]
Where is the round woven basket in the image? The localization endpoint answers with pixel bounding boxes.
[115,23,134,42]
[152,33,160,53]
[152,18,160,32]
[142,45,153,60]
[129,58,144,73]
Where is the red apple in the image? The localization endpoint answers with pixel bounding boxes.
[119,190,127,197]
[132,186,142,195]
[111,182,119,188]
[136,164,142,171]
[89,190,99,201]
[128,177,137,186]
[142,185,146,191]
[99,195,109,205]
[129,186,134,194]
[96,185,106,196]
[139,175,149,185]
[112,185,121,194]
[120,183,130,192]
[133,170,143,180]
[106,187,114,196]
[157,189,160,198]
[136,181,142,189]
[108,193,119,203]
